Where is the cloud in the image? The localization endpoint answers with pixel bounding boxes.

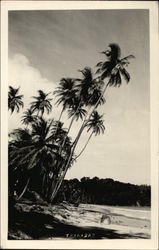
[8,53,57,130]
[9,53,56,97]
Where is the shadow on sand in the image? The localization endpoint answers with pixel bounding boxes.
[8,205,149,240]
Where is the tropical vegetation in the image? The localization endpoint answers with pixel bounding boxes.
[55,177,151,207]
[8,43,135,203]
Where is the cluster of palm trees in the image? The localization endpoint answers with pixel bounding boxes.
[8,43,134,203]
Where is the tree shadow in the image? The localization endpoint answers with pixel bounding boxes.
[8,206,150,240]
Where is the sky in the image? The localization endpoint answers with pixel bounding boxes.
[8,9,150,185]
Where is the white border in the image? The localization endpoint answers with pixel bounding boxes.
[1,1,158,249]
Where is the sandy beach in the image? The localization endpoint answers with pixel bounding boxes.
[9,201,150,240]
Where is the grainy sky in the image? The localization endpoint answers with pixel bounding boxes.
[8,9,150,185]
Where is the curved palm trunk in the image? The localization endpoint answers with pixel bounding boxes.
[17,177,30,200]
[60,100,82,149]
[51,81,110,202]
[83,81,110,129]
[54,106,65,136]
[50,130,81,202]
[49,172,61,202]
[75,132,93,160]
[72,80,110,147]
[58,107,65,122]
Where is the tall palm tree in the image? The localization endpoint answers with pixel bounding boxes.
[30,90,52,117]
[50,111,105,201]
[21,108,37,126]
[73,43,135,150]
[65,67,96,132]
[59,68,103,149]
[50,44,135,201]
[8,86,24,114]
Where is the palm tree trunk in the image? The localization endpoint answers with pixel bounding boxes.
[17,177,30,200]
[50,112,91,202]
[59,107,64,121]
[54,107,65,136]
[50,165,67,202]
[42,173,47,196]
[87,81,110,121]
[61,100,83,149]
[73,80,110,147]
[50,134,80,202]
[49,174,60,202]
[51,81,110,201]
[75,132,93,160]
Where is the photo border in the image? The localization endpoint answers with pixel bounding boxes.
[1,1,158,249]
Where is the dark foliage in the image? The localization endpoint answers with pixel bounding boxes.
[54,177,151,207]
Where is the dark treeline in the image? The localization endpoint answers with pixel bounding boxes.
[54,177,151,207]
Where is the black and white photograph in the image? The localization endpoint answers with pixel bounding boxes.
[1,1,158,249]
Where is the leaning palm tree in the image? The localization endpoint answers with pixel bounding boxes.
[73,43,135,149]
[50,43,135,201]
[63,67,96,134]
[66,68,105,139]
[59,68,103,150]
[30,90,52,117]
[8,86,24,114]
[50,111,105,201]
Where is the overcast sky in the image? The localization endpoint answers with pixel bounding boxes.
[8,9,150,185]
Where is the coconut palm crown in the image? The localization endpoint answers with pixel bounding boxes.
[30,90,52,117]
[21,108,37,126]
[96,43,135,86]
[86,111,105,136]
[8,86,24,114]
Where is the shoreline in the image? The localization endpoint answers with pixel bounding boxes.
[8,201,151,240]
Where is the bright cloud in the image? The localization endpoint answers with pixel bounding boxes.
[8,53,57,130]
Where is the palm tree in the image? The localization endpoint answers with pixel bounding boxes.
[85,77,106,107]
[59,68,102,149]
[73,43,135,150]
[53,78,77,121]
[68,106,87,121]
[75,111,105,160]
[21,108,37,126]
[50,111,105,201]
[74,67,104,110]
[50,121,71,151]
[86,111,105,135]
[9,117,72,201]
[64,67,96,134]
[50,44,135,201]
[8,86,24,114]
[30,90,52,117]
[96,43,135,85]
